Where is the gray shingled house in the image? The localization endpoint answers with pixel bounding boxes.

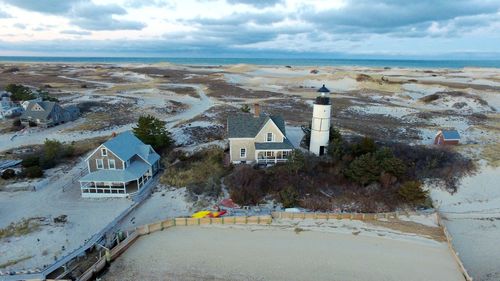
[20,101,79,128]
[79,131,161,198]
[227,105,294,164]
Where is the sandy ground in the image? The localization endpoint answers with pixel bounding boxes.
[430,164,500,281]
[0,160,132,270]
[102,223,463,281]
[1,63,499,276]
[119,186,193,230]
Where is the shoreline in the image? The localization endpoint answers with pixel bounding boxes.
[1,56,500,69]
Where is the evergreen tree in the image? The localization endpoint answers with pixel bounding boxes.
[345,153,381,185]
[398,181,428,204]
[327,127,344,160]
[133,115,173,152]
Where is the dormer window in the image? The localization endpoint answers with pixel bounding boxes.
[101,148,107,156]
[267,132,273,142]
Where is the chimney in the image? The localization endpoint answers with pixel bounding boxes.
[111,132,117,137]
[254,103,260,117]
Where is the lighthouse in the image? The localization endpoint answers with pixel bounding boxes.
[309,84,331,156]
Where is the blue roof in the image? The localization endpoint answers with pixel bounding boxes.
[442,130,460,140]
[102,131,160,165]
[80,160,149,183]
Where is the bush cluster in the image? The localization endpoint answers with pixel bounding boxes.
[19,139,75,178]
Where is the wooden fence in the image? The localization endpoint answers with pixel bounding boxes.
[76,215,272,281]
[74,212,473,281]
[436,214,473,281]
[271,211,413,220]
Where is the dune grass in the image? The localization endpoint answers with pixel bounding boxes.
[160,148,227,187]
[0,218,42,240]
[0,255,33,269]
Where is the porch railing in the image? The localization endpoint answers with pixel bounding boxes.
[257,158,289,164]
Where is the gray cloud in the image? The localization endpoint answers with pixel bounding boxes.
[2,0,82,14]
[68,2,145,30]
[61,30,92,35]
[13,23,26,29]
[302,0,500,36]
[2,0,145,31]
[0,8,11,18]
[226,0,283,8]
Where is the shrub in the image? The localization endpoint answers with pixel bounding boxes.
[345,153,381,185]
[5,84,36,101]
[133,115,173,152]
[240,104,251,113]
[161,148,226,188]
[350,137,377,157]
[379,157,406,177]
[279,185,299,208]
[398,181,428,204]
[226,165,265,205]
[186,176,222,198]
[1,169,16,180]
[23,166,44,178]
[22,155,40,168]
[12,119,21,127]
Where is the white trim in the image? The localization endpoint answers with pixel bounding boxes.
[240,147,247,158]
[108,159,116,170]
[96,159,104,170]
[84,144,125,163]
[255,119,286,140]
[101,148,107,156]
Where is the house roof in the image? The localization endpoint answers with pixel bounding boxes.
[79,160,149,183]
[317,84,330,93]
[227,114,286,138]
[102,131,160,164]
[441,130,460,140]
[255,138,294,150]
[20,101,56,120]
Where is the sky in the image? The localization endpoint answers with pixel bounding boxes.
[0,0,499,59]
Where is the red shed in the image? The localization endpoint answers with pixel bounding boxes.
[434,129,460,145]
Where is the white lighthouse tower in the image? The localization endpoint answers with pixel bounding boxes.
[309,84,331,156]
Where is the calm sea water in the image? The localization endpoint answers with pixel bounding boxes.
[0,56,499,68]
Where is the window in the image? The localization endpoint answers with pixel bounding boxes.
[267,132,273,142]
[96,159,103,169]
[240,148,247,158]
[266,151,274,157]
[101,148,107,156]
[109,159,116,169]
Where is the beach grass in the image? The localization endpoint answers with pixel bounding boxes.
[0,218,42,240]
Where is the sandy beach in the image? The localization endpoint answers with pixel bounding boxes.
[102,225,463,281]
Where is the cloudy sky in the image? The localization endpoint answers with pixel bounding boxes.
[0,0,499,58]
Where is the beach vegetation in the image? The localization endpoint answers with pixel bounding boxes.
[133,115,173,153]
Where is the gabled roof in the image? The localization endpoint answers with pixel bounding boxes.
[227,114,286,138]
[441,130,460,140]
[21,101,56,120]
[101,131,160,164]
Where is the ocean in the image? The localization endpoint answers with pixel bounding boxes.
[0,56,499,68]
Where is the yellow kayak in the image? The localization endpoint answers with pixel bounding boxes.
[191,210,228,218]
[192,211,212,218]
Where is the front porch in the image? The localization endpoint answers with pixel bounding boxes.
[79,169,153,198]
[255,150,292,165]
